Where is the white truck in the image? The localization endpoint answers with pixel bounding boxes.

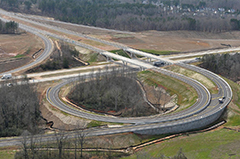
[1,74,12,80]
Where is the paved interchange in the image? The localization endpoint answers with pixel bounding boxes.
[0,9,233,146]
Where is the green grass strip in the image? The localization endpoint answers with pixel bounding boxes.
[140,49,179,55]
[13,54,25,58]
[223,77,240,108]
[110,50,131,58]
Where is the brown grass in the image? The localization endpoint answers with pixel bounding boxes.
[0,32,44,73]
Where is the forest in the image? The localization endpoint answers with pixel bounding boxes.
[0,81,41,137]
[0,20,19,34]
[1,0,240,32]
[67,67,158,117]
[201,53,240,82]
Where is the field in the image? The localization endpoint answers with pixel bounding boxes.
[122,129,240,159]
[0,148,15,159]
[0,32,43,74]
[19,14,240,53]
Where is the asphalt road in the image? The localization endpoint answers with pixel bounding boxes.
[46,66,211,124]
[0,63,231,146]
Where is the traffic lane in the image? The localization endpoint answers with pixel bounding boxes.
[47,67,210,124]
[178,63,231,100]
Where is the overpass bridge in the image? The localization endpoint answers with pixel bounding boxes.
[100,51,153,70]
[123,48,174,65]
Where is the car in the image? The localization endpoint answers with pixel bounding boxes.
[195,57,201,60]
[153,61,165,67]
[219,98,223,103]
[7,83,13,87]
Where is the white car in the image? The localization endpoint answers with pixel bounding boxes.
[7,83,13,87]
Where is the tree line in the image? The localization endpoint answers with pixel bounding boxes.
[14,129,93,159]
[1,0,240,32]
[201,53,240,82]
[0,20,19,34]
[33,0,240,32]
[14,128,187,159]
[0,81,41,137]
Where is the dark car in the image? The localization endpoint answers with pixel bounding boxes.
[153,61,165,67]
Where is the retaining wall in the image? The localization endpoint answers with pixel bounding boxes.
[134,108,225,135]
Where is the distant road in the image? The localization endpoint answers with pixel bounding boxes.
[166,47,240,60]
[15,11,136,35]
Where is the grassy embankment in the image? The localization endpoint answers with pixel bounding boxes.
[121,76,240,159]
[138,70,198,109]
[110,50,130,58]
[86,53,99,63]
[122,129,240,159]
[223,77,240,126]
[165,65,218,94]
[0,149,16,159]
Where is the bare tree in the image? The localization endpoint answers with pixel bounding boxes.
[54,130,67,159]
[74,132,78,159]
[76,129,88,158]
[29,133,37,159]
[20,130,30,159]
[111,85,121,111]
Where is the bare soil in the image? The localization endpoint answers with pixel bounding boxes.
[37,81,90,130]
[111,30,240,52]
[17,14,240,53]
[0,32,44,73]
[143,84,171,107]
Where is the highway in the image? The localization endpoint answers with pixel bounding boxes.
[166,47,240,60]
[15,11,135,35]
[0,9,128,50]
[0,9,233,146]
[2,9,239,65]
[2,9,239,62]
